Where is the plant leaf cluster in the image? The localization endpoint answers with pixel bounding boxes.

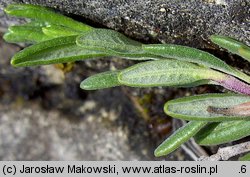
[4,4,250,159]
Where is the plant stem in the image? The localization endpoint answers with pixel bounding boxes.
[198,141,250,161]
[215,75,250,95]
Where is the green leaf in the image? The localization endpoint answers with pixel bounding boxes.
[118,60,226,87]
[142,44,250,84]
[154,121,208,157]
[10,35,107,67]
[76,29,159,60]
[42,25,81,38]
[3,25,52,43]
[194,120,250,145]
[4,4,92,32]
[3,20,82,44]
[210,35,250,62]
[239,153,250,161]
[23,20,48,27]
[164,93,250,121]
[80,70,121,90]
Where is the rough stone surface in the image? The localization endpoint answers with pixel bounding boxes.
[0,0,249,47]
[0,103,148,160]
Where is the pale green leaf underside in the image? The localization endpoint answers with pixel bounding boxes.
[11,35,107,67]
[165,94,250,121]
[195,120,250,145]
[76,29,159,60]
[118,60,225,87]
[80,70,121,90]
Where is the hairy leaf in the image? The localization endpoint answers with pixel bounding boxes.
[118,60,226,87]
[142,44,250,84]
[164,94,250,121]
[11,35,107,67]
[4,4,92,32]
[76,29,159,60]
[154,121,208,157]
[80,70,121,90]
[194,120,250,145]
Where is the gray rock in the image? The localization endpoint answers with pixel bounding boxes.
[0,102,148,160]
[0,0,249,47]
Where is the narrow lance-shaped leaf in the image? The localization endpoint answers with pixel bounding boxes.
[118,60,223,87]
[142,44,250,84]
[4,4,92,32]
[80,70,121,90]
[210,35,250,62]
[154,121,208,157]
[118,60,250,95]
[194,120,250,145]
[164,93,250,121]
[76,29,160,60]
[80,59,224,90]
[118,59,226,87]
[10,35,107,67]
[3,25,52,43]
